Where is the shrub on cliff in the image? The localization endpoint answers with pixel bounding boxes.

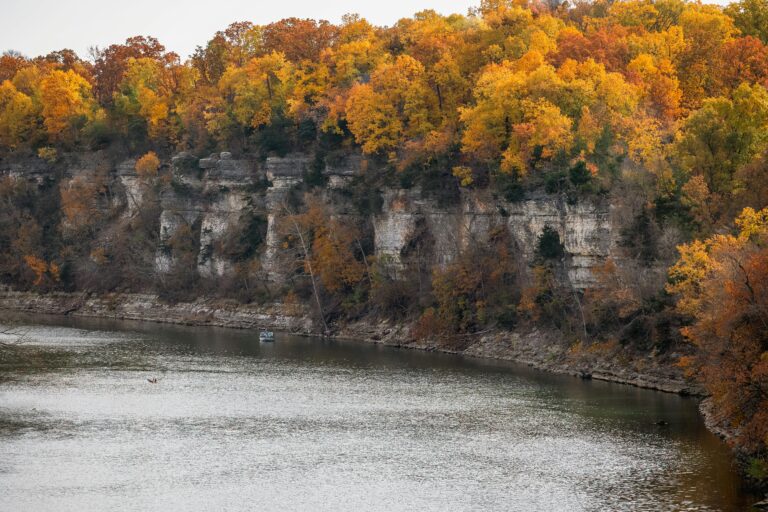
[536,226,564,261]
[135,151,160,179]
[413,226,519,342]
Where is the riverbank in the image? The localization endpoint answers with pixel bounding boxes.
[0,289,699,395]
[2,314,749,511]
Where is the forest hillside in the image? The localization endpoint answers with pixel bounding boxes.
[1,0,768,486]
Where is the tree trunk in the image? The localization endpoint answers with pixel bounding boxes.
[283,204,328,334]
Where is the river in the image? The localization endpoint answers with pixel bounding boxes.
[0,314,757,511]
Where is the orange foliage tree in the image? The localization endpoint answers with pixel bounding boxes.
[667,206,768,478]
[39,69,101,143]
[23,255,60,287]
[280,196,367,331]
[59,176,102,235]
[135,151,160,179]
[414,226,518,342]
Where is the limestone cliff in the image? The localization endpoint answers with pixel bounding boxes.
[0,151,658,290]
[0,151,689,393]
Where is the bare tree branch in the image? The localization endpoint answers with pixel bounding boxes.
[280,202,329,335]
[0,325,30,348]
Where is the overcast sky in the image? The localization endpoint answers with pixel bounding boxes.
[1,0,479,60]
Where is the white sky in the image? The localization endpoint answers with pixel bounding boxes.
[1,0,479,60]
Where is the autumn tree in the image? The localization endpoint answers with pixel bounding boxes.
[392,10,472,116]
[414,226,518,343]
[315,224,365,293]
[626,53,682,123]
[59,175,103,236]
[41,49,94,80]
[262,18,339,63]
[279,196,367,331]
[23,255,60,288]
[135,151,160,179]
[675,4,736,108]
[0,51,28,82]
[734,149,768,213]
[192,22,263,84]
[725,0,768,44]
[312,15,387,135]
[675,83,768,202]
[91,36,172,104]
[210,52,293,144]
[345,55,438,157]
[113,57,174,142]
[39,69,101,143]
[720,36,768,90]
[0,80,36,149]
[667,206,768,481]
[460,56,636,175]
[321,14,385,89]
[0,179,38,285]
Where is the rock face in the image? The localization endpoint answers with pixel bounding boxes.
[0,153,694,397]
[197,155,255,278]
[261,154,310,279]
[151,153,259,276]
[155,188,199,273]
[0,151,643,290]
[373,188,619,288]
[198,192,251,277]
[324,154,363,189]
[116,159,142,217]
[264,153,308,187]
[506,196,614,288]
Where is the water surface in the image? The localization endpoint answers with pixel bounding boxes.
[0,314,755,511]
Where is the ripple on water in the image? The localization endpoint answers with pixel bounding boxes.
[0,319,753,512]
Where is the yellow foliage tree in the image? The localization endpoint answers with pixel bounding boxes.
[0,80,35,148]
[345,83,401,155]
[39,69,100,142]
[667,206,768,468]
[345,55,437,156]
[216,52,293,131]
[23,255,60,287]
[135,151,160,179]
[113,58,175,140]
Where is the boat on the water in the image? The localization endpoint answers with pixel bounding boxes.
[259,330,275,342]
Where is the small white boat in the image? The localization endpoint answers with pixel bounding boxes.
[259,330,275,342]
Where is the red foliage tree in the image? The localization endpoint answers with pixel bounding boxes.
[91,36,175,104]
[262,18,339,62]
[721,36,768,90]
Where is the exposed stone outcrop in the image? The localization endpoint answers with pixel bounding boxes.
[155,187,202,273]
[261,154,309,278]
[505,195,614,288]
[373,187,622,289]
[324,154,363,189]
[116,158,142,217]
[198,192,251,277]
[148,152,263,276]
[0,150,650,289]
[264,153,308,187]
[197,154,255,277]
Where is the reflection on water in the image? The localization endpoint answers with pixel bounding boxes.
[0,313,756,511]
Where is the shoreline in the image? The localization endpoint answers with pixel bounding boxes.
[5,290,765,499]
[0,289,700,396]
